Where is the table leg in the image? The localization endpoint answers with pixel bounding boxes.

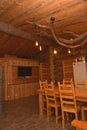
[38,93,44,116]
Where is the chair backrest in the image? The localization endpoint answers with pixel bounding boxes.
[45,81,55,102]
[39,80,47,89]
[58,82,77,113]
[45,88,57,106]
[63,78,73,85]
[46,81,54,89]
[76,80,87,88]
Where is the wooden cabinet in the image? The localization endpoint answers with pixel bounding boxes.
[63,59,74,80]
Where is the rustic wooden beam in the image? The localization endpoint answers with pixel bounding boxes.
[0,22,35,41]
[0,22,57,47]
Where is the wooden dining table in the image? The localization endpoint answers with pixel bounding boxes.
[37,87,87,116]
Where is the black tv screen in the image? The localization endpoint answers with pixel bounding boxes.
[18,66,32,77]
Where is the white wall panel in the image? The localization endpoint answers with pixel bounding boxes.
[73,61,87,86]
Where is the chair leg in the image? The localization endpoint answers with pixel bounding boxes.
[47,106,50,121]
[55,107,58,125]
[75,112,78,120]
[62,111,65,129]
[81,107,85,121]
[47,107,52,121]
[65,112,69,121]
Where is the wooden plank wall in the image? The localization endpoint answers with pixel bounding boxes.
[0,57,39,101]
[39,63,50,81]
[34,50,51,81]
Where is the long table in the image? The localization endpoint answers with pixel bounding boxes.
[37,87,87,115]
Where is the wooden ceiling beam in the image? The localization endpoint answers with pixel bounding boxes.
[0,22,36,41]
[0,22,57,47]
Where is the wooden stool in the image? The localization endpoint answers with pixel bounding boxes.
[81,106,87,120]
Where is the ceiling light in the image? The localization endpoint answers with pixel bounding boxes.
[40,45,42,51]
[54,49,57,54]
[35,41,39,46]
[68,49,71,54]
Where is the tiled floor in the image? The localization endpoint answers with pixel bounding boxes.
[0,95,75,130]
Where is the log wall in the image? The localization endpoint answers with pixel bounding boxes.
[34,46,87,85]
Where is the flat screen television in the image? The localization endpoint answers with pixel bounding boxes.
[18,66,32,77]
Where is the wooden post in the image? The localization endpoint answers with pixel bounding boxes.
[49,47,55,81]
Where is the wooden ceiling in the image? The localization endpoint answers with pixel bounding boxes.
[0,0,87,58]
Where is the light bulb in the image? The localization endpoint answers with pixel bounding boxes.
[40,45,42,51]
[68,49,71,54]
[35,41,39,46]
[54,49,57,54]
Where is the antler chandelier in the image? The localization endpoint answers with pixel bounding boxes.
[27,17,87,49]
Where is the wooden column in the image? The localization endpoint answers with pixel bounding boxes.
[49,47,55,81]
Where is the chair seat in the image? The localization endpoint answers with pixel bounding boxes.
[71,119,87,130]
[63,104,80,112]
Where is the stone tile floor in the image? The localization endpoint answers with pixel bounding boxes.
[0,95,75,130]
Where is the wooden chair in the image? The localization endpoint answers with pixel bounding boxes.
[45,87,61,125]
[75,80,87,107]
[76,80,87,88]
[63,78,73,85]
[46,81,54,89]
[39,80,47,89]
[75,80,87,108]
[39,80,48,113]
[71,119,87,130]
[58,82,80,129]
[39,80,54,114]
[81,106,87,121]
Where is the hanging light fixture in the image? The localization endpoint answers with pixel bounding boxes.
[35,41,39,46]
[68,49,71,54]
[53,49,57,54]
[35,41,42,51]
[39,45,42,51]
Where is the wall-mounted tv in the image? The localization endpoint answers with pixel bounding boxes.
[18,66,32,77]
